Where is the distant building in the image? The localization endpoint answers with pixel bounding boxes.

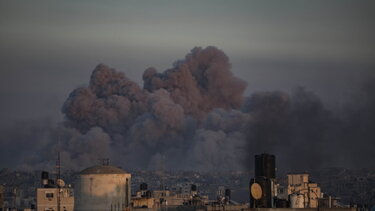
[132,197,155,209]
[287,173,322,208]
[131,182,208,210]
[248,154,343,209]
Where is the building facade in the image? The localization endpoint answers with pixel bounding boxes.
[287,174,322,208]
[36,188,74,211]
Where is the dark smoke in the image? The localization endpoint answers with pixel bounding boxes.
[243,88,336,171]
[336,76,375,167]
[243,78,375,172]
[0,46,374,172]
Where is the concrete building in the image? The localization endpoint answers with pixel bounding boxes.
[132,197,155,209]
[36,171,74,211]
[36,187,74,211]
[131,182,209,211]
[150,189,189,207]
[74,164,131,211]
[287,173,322,208]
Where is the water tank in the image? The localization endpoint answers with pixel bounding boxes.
[290,194,297,208]
[225,189,231,200]
[140,183,148,191]
[47,179,55,188]
[41,171,49,187]
[257,177,272,207]
[290,194,304,208]
[250,177,272,208]
[75,165,131,211]
[145,190,152,198]
[191,184,197,192]
[255,154,276,179]
[297,195,304,208]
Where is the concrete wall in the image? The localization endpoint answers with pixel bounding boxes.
[288,174,309,186]
[132,197,155,208]
[36,188,74,211]
[206,204,248,211]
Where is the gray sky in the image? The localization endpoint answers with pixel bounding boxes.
[0,0,374,125]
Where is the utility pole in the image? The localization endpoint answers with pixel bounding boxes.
[56,151,61,211]
[13,187,17,210]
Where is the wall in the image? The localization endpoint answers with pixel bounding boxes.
[36,188,74,211]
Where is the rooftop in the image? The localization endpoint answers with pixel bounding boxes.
[80,165,126,175]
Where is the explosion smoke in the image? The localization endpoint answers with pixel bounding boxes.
[1,46,374,172]
[60,46,248,171]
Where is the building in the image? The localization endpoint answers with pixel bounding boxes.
[36,171,74,211]
[36,187,74,211]
[131,182,208,211]
[250,153,277,208]
[132,197,155,209]
[74,164,131,211]
[249,154,341,209]
[287,173,322,208]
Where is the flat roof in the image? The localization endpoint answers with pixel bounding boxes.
[80,165,127,175]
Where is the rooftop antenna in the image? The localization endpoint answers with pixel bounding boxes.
[56,151,61,180]
[56,135,61,211]
[98,158,110,166]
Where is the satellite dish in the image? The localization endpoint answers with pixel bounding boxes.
[56,179,65,188]
[250,183,262,200]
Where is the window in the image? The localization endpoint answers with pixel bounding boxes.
[45,192,54,199]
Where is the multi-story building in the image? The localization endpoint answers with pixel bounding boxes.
[36,187,74,211]
[287,173,322,208]
[36,171,74,211]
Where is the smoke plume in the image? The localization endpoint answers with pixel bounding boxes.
[1,46,374,172]
[59,46,248,171]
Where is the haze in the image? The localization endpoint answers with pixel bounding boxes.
[0,0,374,171]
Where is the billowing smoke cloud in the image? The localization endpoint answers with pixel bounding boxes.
[58,46,248,171]
[1,46,374,172]
[62,64,147,134]
[143,47,246,119]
